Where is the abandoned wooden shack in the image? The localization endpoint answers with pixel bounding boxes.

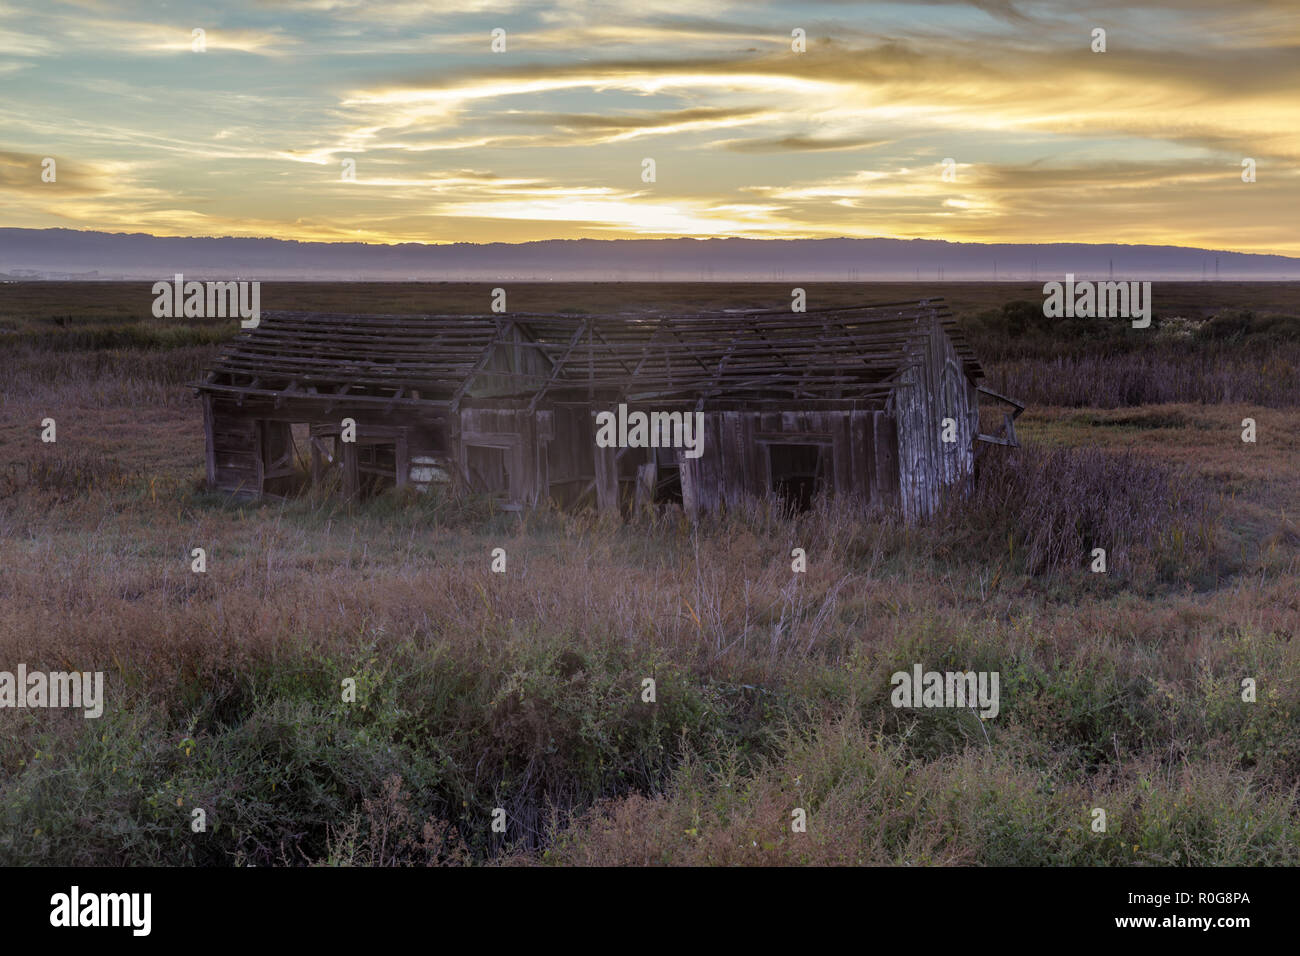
[193,299,1021,521]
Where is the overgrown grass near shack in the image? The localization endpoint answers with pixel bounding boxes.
[1,282,1297,865]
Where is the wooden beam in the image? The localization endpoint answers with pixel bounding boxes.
[526,320,588,413]
[977,384,1026,413]
[451,320,513,411]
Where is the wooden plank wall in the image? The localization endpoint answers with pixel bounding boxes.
[205,334,973,521]
[544,405,597,507]
[456,406,551,508]
[677,408,898,517]
[207,398,262,495]
[469,331,557,398]
[890,315,976,522]
[206,400,446,496]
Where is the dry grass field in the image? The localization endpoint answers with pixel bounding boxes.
[1,281,1297,866]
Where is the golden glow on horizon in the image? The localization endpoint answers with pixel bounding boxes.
[1,0,1297,255]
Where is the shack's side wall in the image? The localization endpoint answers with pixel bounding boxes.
[204,396,448,496]
[540,402,634,510]
[891,318,977,522]
[455,406,553,508]
[677,409,898,517]
[205,396,261,494]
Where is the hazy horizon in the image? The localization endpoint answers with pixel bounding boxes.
[4,227,1298,281]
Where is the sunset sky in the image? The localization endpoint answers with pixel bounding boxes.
[1,0,1297,253]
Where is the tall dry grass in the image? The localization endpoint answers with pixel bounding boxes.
[987,348,1300,408]
[2,439,1294,865]
[1,283,1297,866]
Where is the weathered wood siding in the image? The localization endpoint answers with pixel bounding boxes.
[455,406,552,509]
[205,397,263,495]
[889,315,977,522]
[205,398,446,496]
[198,305,989,517]
[543,404,600,508]
[677,409,899,517]
[468,329,556,398]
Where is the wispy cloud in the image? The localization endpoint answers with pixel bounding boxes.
[0,0,1295,251]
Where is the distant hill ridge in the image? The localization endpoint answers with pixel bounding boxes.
[2,228,1297,281]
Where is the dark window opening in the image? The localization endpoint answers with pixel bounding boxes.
[356,441,398,496]
[653,446,683,506]
[258,422,407,500]
[768,443,830,512]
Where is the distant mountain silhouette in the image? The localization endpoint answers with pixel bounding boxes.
[1,228,1297,281]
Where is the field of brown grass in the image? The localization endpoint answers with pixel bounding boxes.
[1,282,1297,866]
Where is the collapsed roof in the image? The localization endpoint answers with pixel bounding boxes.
[195,299,980,414]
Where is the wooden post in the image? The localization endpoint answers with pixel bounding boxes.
[341,439,359,501]
[201,394,217,489]
[678,450,698,520]
[310,437,324,486]
[634,460,656,511]
[593,443,618,513]
[253,420,266,495]
[534,415,551,508]
[395,433,409,489]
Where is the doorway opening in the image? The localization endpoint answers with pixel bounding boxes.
[767,443,831,512]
